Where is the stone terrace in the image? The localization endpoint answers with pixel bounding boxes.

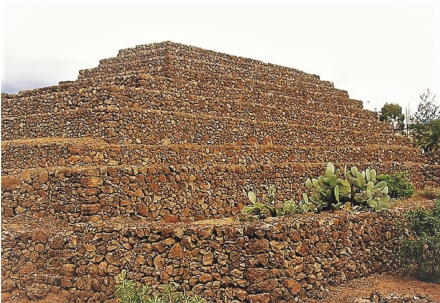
[1,41,426,223]
[0,41,434,302]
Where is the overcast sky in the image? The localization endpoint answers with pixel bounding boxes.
[1,0,439,113]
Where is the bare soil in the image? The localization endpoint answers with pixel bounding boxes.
[2,271,440,302]
[311,270,440,302]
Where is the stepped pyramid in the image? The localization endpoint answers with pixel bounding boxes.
[1,41,426,223]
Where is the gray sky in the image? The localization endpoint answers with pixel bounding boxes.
[1,0,439,113]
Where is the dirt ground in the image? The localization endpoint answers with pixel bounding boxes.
[313,270,440,302]
[2,270,440,303]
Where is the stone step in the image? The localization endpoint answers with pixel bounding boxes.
[2,84,364,125]
[86,43,324,85]
[115,42,328,86]
[1,85,385,133]
[1,138,420,171]
[0,205,408,303]
[97,73,360,109]
[77,54,167,80]
[3,78,362,126]
[1,160,425,223]
[79,53,347,100]
[10,69,356,115]
[78,59,352,106]
[1,106,402,147]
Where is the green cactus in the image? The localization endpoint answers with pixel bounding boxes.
[241,163,392,221]
[305,163,391,212]
[345,165,391,212]
[304,163,351,211]
[241,186,311,221]
[241,186,278,221]
[276,199,300,216]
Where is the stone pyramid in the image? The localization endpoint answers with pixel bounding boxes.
[1,41,426,223]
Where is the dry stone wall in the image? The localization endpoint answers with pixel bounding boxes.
[1,161,425,223]
[78,55,349,101]
[1,106,402,146]
[1,85,373,129]
[3,74,361,116]
[1,40,432,220]
[2,140,421,172]
[103,41,341,91]
[0,39,431,225]
[1,41,435,302]
[421,153,440,187]
[2,209,402,303]
[77,72,350,108]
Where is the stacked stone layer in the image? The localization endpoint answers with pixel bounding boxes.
[2,139,420,171]
[1,161,424,224]
[1,85,369,124]
[1,209,402,303]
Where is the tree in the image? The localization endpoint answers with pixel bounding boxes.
[412,89,439,125]
[413,119,440,153]
[410,89,440,153]
[379,102,405,133]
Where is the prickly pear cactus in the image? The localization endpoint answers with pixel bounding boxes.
[241,163,391,221]
[304,162,351,211]
[304,163,391,212]
[240,186,278,221]
[346,166,391,212]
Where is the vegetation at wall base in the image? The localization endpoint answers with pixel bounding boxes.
[377,172,414,200]
[399,195,440,283]
[115,273,207,303]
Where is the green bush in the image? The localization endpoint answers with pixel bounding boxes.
[115,273,206,303]
[399,196,440,283]
[240,185,278,221]
[377,172,414,199]
[412,119,440,153]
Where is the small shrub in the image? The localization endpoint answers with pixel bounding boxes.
[115,273,206,303]
[377,172,414,199]
[115,273,149,303]
[412,119,440,153]
[399,196,440,283]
